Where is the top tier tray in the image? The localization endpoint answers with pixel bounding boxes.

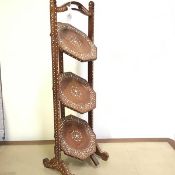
[58,72,96,114]
[57,22,97,62]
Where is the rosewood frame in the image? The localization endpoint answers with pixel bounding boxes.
[43,1,109,174]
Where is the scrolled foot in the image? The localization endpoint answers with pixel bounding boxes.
[43,158,50,168]
[95,144,109,161]
[43,157,74,175]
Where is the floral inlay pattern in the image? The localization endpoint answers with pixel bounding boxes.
[71,130,82,142]
[70,85,82,98]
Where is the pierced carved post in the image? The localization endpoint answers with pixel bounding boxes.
[49,0,62,160]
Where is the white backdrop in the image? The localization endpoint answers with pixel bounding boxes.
[0,0,175,141]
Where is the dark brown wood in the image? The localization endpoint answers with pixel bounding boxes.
[95,143,109,161]
[49,0,61,161]
[88,1,94,131]
[43,1,73,174]
[60,51,65,118]
[87,1,109,160]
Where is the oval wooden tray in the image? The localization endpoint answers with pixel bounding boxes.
[58,72,96,114]
[57,22,97,62]
[60,115,96,160]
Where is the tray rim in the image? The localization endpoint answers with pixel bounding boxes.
[57,22,97,62]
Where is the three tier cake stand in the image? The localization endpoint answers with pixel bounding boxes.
[43,1,109,174]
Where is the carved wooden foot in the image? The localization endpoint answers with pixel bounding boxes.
[95,144,109,161]
[43,158,74,175]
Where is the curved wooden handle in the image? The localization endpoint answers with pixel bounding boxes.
[57,1,92,16]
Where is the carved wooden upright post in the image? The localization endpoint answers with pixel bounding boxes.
[88,1,94,130]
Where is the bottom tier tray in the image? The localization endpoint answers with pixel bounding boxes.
[60,115,96,160]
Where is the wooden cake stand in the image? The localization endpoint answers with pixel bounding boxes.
[43,1,109,175]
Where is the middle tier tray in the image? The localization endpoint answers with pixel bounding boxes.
[58,72,96,114]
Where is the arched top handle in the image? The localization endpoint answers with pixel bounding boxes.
[57,1,92,16]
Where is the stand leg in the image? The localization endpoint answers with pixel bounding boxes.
[95,144,109,161]
[43,158,74,175]
[90,154,99,166]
